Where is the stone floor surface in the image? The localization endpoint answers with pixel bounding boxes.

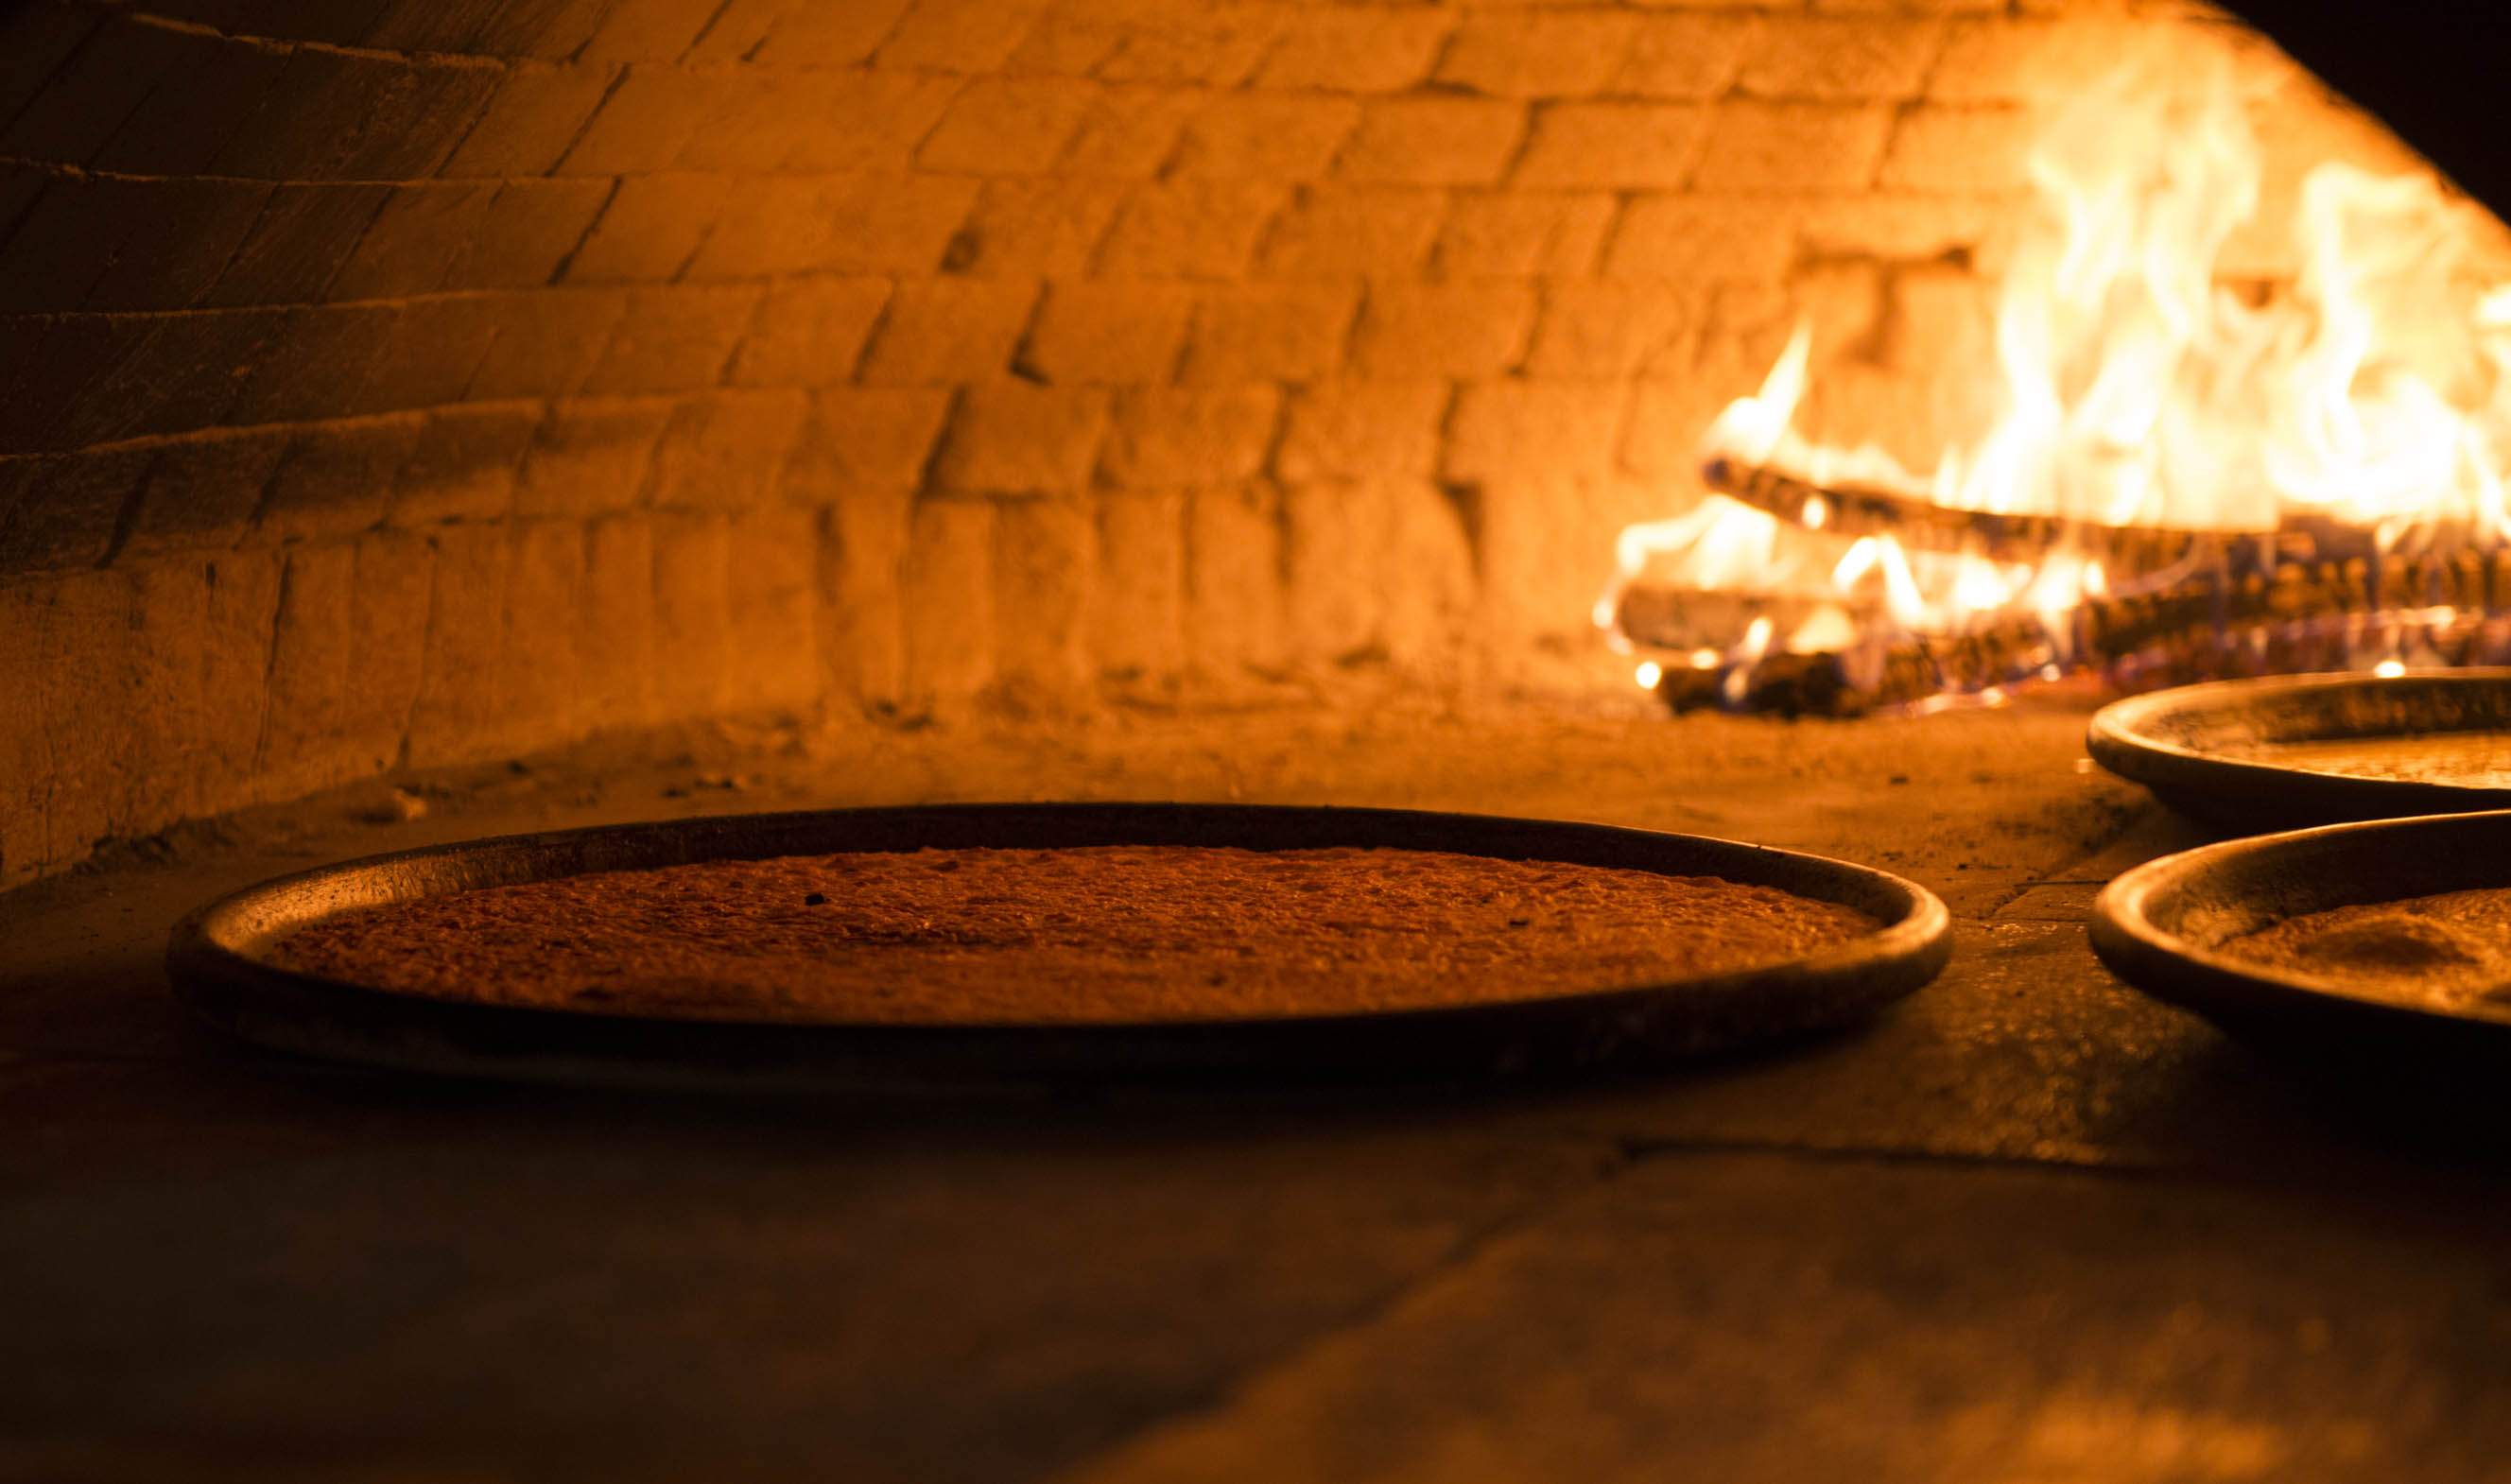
[6,698,2511,1483]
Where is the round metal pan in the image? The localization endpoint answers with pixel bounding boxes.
[167,802,1952,1090]
[2090,809,2511,1071]
[2087,669,2511,830]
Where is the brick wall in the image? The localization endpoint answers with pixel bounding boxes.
[0,0,2417,887]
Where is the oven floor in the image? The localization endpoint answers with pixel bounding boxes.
[6,699,2507,1482]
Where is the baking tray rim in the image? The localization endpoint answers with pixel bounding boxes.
[165,801,1954,1085]
[2087,668,2511,823]
[2088,807,2511,1047]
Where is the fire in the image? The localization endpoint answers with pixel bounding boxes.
[1605,54,2511,708]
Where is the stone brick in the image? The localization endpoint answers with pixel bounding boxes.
[1275,381,1447,484]
[749,70,967,174]
[1925,17,2098,105]
[90,33,290,177]
[688,174,978,278]
[1445,380,1629,483]
[1170,94,1360,179]
[1515,102,1711,189]
[1256,186,1446,278]
[0,15,189,166]
[916,76,1102,175]
[900,497,996,712]
[1878,105,2034,193]
[560,64,731,173]
[0,311,268,453]
[462,289,629,401]
[475,0,612,59]
[1740,15,1945,100]
[442,62,618,177]
[1377,477,1479,668]
[1615,11,1761,99]
[1605,196,1797,283]
[1093,181,1289,279]
[1474,472,1629,643]
[1281,476,1475,668]
[680,0,810,61]
[82,180,273,313]
[877,0,1050,73]
[1016,282,1195,386]
[989,496,1096,706]
[538,65,704,174]
[563,174,731,285]
[1814,0,2000,13]
[580,512,657,732]
[1179,283,1358,385]
[402,523,509,766]
[387,402,541,528]
[818,487,910,714]
[118,556,260,828]
[1020,4,1289,87]
[1338,98,1527,185]
[121,427,293,561]
[229,304,401,425]
[0,179,127,314]
[1091,491,1186,682]
[944,178,1128,277]
[1186,483,1285,674]
[644,390,810,511]
[255,416,424,546]
[784,388,954,494]
[577,0,722,60]
[1791,194,2001,263]
[1279,479,1377,663]
[213,51,496,181]
[347,297,508,417]
[514,396,677,519]
[1694,101,1896,191]
[198,546,287,810]
[0,166,43,249]
[440,178,616,291]
[1100,387,1280,490]
[0,445,153,573]
[1434,193,1619,278]
[752,0,912,65]
[327,182,497,302]
[205,183,393,308]
[725,505,822,711]
[1059,83,1208,178]
[932,383,1109,495]
[256,542,362,801]
[6,568,137,862]
[579,284,763,395]
[1526,281,1701,378]
[0,5,100,147]
[1435,11,1639,99]
[730,277,893,388]
[649,509,734,722]
[1350,284,1538,380]
[1256,7,1453,93]
[490,518,587,756]
[856,278,1041,387]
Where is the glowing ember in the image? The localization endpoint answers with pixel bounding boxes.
[1603,54,2511,708]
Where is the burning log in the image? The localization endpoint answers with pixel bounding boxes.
[1624,541,2511,718]
[1701,456,2434,582]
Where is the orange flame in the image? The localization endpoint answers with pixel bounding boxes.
[1604,54,2511,682]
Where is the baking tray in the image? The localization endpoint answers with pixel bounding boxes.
[2090,809,2511,1071]
[166,802,1951,1089]
[2087,669,2511,829]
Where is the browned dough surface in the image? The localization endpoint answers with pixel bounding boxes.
[2218,885,2511,1008]
[267,846,1884,1025]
